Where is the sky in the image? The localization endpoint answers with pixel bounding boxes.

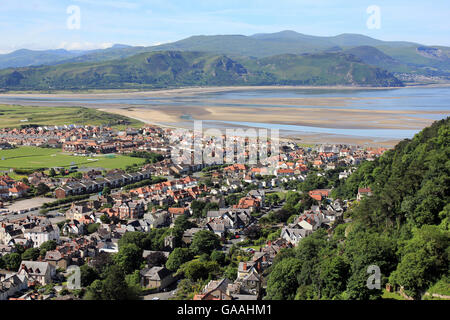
[0,0,449,53]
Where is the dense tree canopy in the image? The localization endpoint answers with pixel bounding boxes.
[266,118,450,300]
[166,248,194,272]
[190,230,221,255]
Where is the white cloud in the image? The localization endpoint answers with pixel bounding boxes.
[57,42,113,51]
[73,0,140,10]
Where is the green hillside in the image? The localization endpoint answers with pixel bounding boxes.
[59,32,450,78]
[2,31,448,80]
[265,118,450,300]
[344,46,412,73]
[0,51,403,90]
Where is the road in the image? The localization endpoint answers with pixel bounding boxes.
[143,282,178,300]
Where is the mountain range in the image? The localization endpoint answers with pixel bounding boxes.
[0,31,449,90]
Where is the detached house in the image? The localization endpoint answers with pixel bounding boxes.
[139,266,174,291]
[0,274,28,300]
[193,279,232,301]
[309,189,331,201]
[17,261,55,286]
[357,187,372,201]
[281,227,312,246]
[23,224,60,248]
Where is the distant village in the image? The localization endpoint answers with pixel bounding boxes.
[0,123,382,300]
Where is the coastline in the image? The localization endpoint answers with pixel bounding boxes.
[1,83,450,98]
[1,84,448,148]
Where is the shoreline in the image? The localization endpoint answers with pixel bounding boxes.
[1,83,450,98]
[1,84,447,148]
[109,112,404,148]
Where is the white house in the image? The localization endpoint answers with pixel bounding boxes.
[23,224,60,248]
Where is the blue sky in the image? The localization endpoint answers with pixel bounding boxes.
[0,0,449,53]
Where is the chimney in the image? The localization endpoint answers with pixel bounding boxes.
[243,262,247,271]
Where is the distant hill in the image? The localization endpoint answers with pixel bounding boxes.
[1,31,448,79]
[343,46,413,73]
[0,51,403,90]
[0,49,84,69]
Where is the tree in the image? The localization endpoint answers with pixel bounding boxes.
[389,225,449,299]
[177,260,221,281]
[318,256,350,299]
[114,243,143,274]
[224,265,237,281]
[35,183,50,196]
[22,248,40,261]
[118,232,151,250]
[86,265,138,300]
[102,186,111,195]
[80,264,100,287]
[174,215,194,231]
[91,251,113,274]
[40,240,57,251]
[266,258,303,300]
[146,251,167,267]
[243,225,262,240]
[83,279,103,300]
[100,214,111,224]
[49,168,56,177]
[3,253,22,271]
[103,265,139,300]
[40,240,57,258]
[190,230,221,255]
[190,200,206,218]
[343,229,397,300]
[87,223,100,234]
[14,244,25,255]
[166,248,193,272]
[210,250,226,266]
[125,270,142,297]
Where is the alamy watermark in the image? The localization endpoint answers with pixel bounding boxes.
[67,265,81,290]
[67,5,81,30]
[366,265,381,290]
[170,121,280,174]
[366,5,381,29]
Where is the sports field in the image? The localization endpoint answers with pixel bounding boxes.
[0,146,145,169]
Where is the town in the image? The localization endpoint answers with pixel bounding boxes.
[0,123,383,300]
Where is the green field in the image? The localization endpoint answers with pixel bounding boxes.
[0,146,145,170]
[0,105,143,129]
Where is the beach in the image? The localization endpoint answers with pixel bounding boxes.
[1,85,448,147]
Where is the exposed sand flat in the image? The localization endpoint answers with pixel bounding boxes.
[210,96,402,107]
[283,135,401,148]
[102,105,446,131]
[0,85,401,99]
[1,85,448,147]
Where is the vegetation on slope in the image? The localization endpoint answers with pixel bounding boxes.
[0,105,142,128]
[0,51,403,90]
[266,117,450,300]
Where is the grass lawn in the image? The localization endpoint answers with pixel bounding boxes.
[0,146,145,170]
[0,105,143,129]
[381,289,406,300]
